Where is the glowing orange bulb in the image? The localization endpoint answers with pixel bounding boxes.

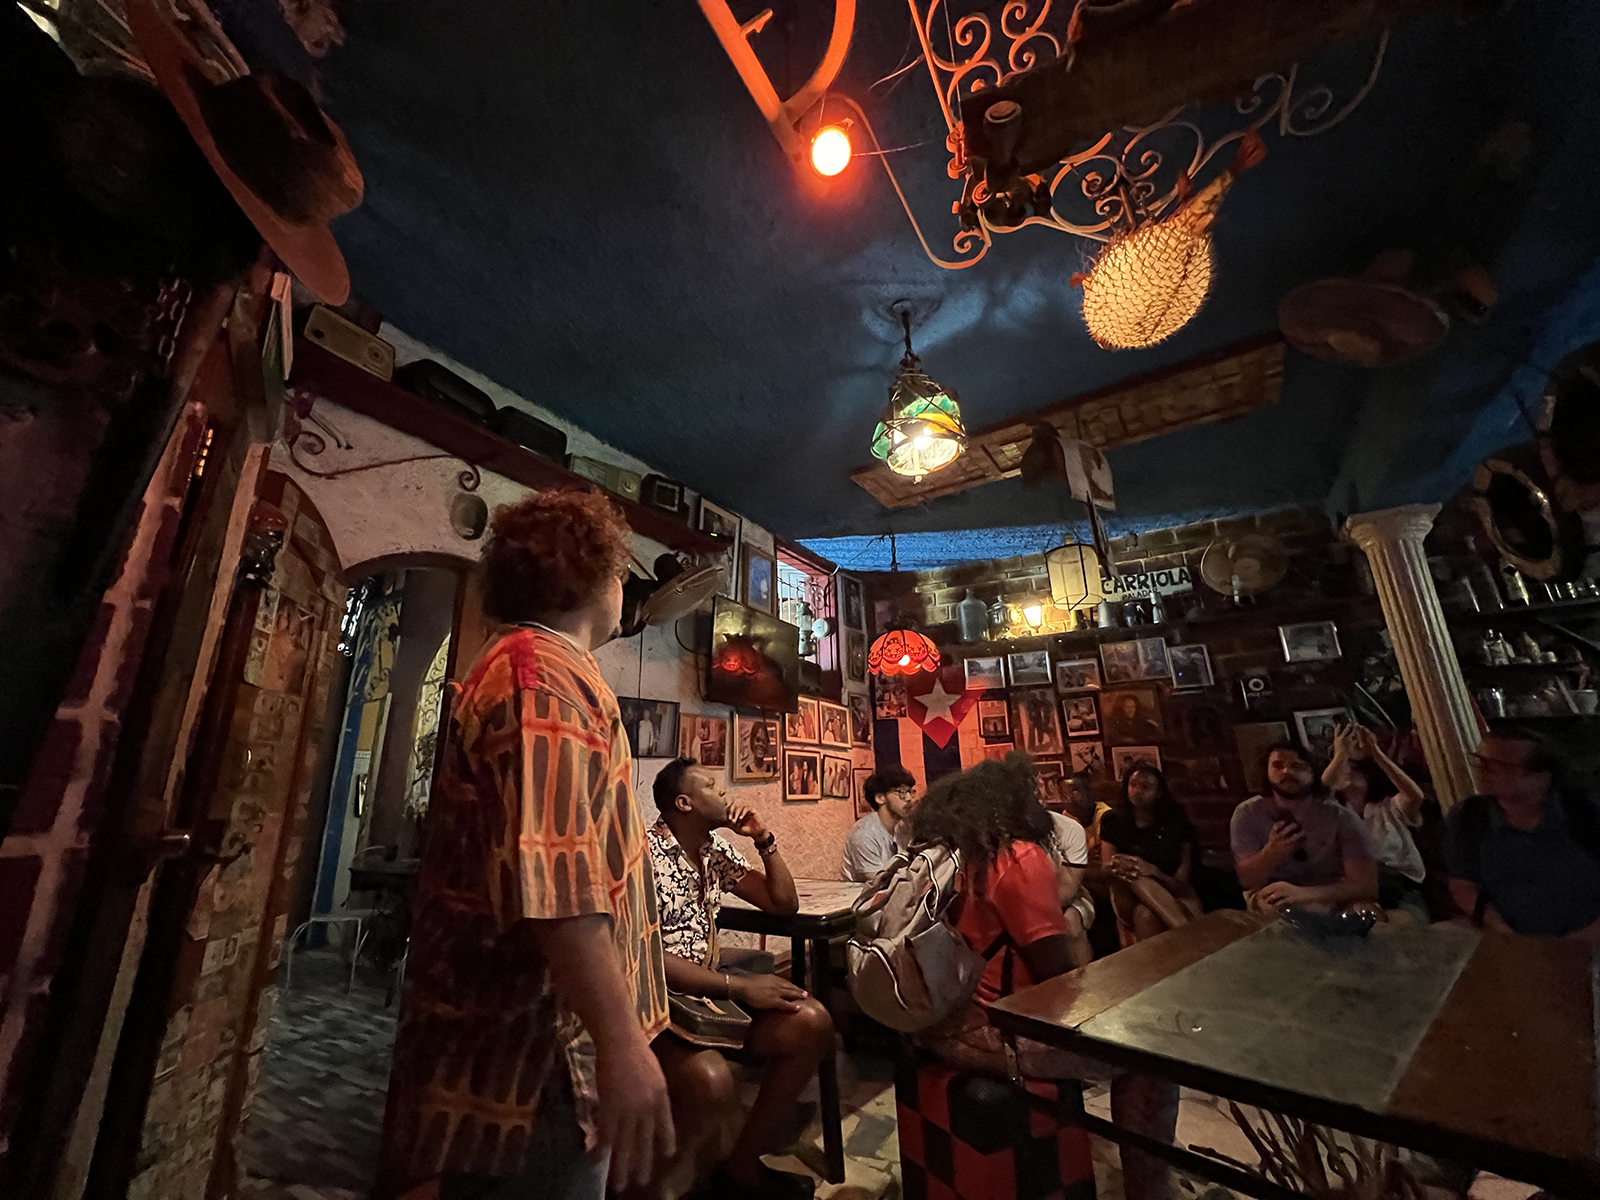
[810,125,851,177]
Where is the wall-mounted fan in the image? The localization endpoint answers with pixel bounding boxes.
[619,554,726,638]
[1199,534,1288,601]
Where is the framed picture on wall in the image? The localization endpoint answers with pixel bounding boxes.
[978,698,1011,743]
[733,714,780,781]
[1111,745,1162,780]
[853,766,874,818]
[698,499,741,599]
[1061,694,1100,738]
[874,673,908,719]
[964,656,1005,690]
[1102,689,1165,745]
[678,714,729,769]
[784,696,819,744]
[847,693,872,745]
[1007,650,1052,687]
[1010,688,1064,756]
[842,576,866,630]
[818,700,851,749]
[980,743,1013,762]
[1101,637,1171,684]
[822,754,852,800]
[742,544,778,615]
[1234,721,1289,793]
[784,749,821,800]
[1056,658,1101,692]
[1279,621,1342,663]
[1294,707,1351,764]
[1069,741,1106,776]
[846,630,867,682]
[618,697,679,759]
[1169,644,1215,689]
[1033,758,1067,807]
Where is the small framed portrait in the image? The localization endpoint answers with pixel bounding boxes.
[784,696,819,744]
[1061,694,1101,738]
[874,673,908,719]
[964,656,1005,691]
[1056,658,1101,693]
[846,630,867,682]
[1010,688,1064,756]
[853,766,875,818]
[818,700,851,749]
[1033,758,1067,807]
[698,499,742,599]
[1007,650,1052,688]
[677,714,729,768]
[1069,740,1107,776]
[1279,620,1342,663]
[733,714,780,781]
[1111,745,1163,781]
[1169,644,1215,690]
[980,742,1014,762]
[742,544,778,615]
[841,576,866,630]
[1101,637,1171,684]
[978,697,1011,743]
[1102,689,1165,745]
[1294,707,1351,764]
[618,697,680,759]
[1233,721,1289,793]
[784,749,821,801]
[822,754,853,800]
[847,692,872,745]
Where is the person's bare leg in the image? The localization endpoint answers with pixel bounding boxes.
[1131,903,1164,942]
[1128,878,1192,930]
[1063,908,1093,968]
[634,1037,737,1193]
[726,996,834,1184]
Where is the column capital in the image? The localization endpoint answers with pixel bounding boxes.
[1342,503,1442,552]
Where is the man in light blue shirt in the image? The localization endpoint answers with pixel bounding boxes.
[842,767,918,882]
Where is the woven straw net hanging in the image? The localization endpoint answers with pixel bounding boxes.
[1078,218,1216,350]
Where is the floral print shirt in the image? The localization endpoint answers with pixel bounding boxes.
[647,821,749,966]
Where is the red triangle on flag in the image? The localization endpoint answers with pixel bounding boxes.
[906,662,982,748]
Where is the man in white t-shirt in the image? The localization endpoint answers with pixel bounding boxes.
[1045,809,1095,968]
[841,767,917,882]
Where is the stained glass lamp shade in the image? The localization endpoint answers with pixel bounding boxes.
[870,310,967,483]
[868,628,940,676]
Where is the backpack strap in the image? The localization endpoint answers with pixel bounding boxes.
[977,931,1015,998]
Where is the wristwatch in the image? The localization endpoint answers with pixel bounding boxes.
[754,832,777,855]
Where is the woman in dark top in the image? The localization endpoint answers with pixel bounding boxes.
[1101,765,1203,941]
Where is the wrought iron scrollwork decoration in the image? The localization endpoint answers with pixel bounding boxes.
[282,385,484,489]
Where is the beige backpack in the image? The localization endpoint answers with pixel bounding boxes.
[845,844,1007,1033]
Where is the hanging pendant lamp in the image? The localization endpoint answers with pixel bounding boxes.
[870,308,968,483]
[866,532,940,676]
[1045,542,1104,611]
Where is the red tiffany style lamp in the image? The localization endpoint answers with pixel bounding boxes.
[868,624,940,676]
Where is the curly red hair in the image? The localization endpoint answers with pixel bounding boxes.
[481,489,631,622]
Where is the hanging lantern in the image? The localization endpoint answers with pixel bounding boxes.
[1046,542,1104,610]
[868,627,940,676]
[870,308,967,482]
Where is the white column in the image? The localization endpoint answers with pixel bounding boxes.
[1343,505,1480,811]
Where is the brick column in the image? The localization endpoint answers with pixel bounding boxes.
[1343,504,1480,811]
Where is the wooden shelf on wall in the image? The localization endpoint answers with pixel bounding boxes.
[289,339,724,557]
[1448,598,1600,626]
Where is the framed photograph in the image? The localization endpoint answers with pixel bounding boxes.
[874,673,908,719]
[1069,741,1107,776]
[784,749,821,801]
[1169,644,1215,690]
[846,630,867,683]
[853,766,875,818]
[742,544,778,615]
[678,714,729,769]
[733,714,780,781]
[1007,650,1052,688]
[1111,745,1162,780]
[1056,658,1101,693]
[822,754,853,800]
[847,692,872,745]
[818,700,851,749]
[1294,707,1351,764]
[618,697,680,759]
[1102,689,1165,745]
[784,696,819,744]
[841,576,866,630]
[1101,637,1171,684]
[1279,620,1342,663]
[980,743,1014,762]
[698,499,741,599]
[1234,721,1289,794]
[978,698,1011,743]
[1061,694,1101,738]
[1010,688,1064,756]
[964,656,1005,691]
[1033,758,1068,807]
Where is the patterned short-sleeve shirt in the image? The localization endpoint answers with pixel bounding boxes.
[377,629,670,1197]
[647,821,749,966]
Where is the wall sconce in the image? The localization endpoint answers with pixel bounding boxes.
[1022,603,1044,630]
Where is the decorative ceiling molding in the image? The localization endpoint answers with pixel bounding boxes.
[850,335,1285,509]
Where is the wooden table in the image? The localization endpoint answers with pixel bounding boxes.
[718,879,861,1184]
[988,911,1600,1197]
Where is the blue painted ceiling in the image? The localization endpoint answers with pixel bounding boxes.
[320,0,1600,556]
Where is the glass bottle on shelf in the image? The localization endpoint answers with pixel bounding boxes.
[957,589,988,643]
[1518,632,1542,664]
[1481,630,1508,666]
[1501,565,1531,606]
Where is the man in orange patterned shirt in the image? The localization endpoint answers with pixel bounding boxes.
[378,491,672,1200]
